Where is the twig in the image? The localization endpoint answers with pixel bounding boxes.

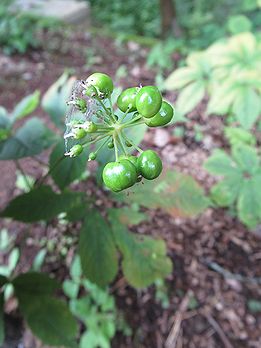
[202,258,261,284]
[201,309,234,348]
[165,290,192,348]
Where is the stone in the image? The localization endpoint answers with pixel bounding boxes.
[14,0,89,24]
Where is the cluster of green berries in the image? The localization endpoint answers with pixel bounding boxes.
[65,72,174,192]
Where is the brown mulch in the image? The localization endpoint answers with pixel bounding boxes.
[0,26,261,348]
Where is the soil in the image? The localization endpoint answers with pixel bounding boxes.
[0,26,260,348]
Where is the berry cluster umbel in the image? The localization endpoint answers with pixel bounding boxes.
[65,72,174,192]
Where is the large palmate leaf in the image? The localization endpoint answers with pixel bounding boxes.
[164,67,199,90]
[49,141,87,190]
[204,149,239,176]
[210,173,243,207]
[11,91,40,122]
[231,144,259,174]
[1,185,82,222]
[175,81,205,115]
[0,118,56,160]
[116,170,208,218]
[79,210,118,287]
[42,72,76,129]
[109,210,172,288]
[232,86,261,129]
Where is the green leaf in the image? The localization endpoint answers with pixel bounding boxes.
[63,280,79,299]
[21,296,78,347]
[164,67,198,90]
[210,173,243,207]
[207,81,238,115]
[116,170,208,218]
[232,87,261,129]
[79,210,118,287]
[109,210,172,288]
[1,186,82,222]
[32,249,47,271]
[113,206,148,226]
[11,91,40,121]
[0,293,4,345]
[0,275,8,288]
[237,174,261,228]
[70,255,82,281]
[8,248,19,273]
[224,127,256,147]
[0,118,55,160]
[176,81,205,115]
[0,107,11,141]
[13,272,60,297]
[248,299,261,313]
[80,331,110,348]
[204,149,238,176]
[231,144,259,175]
[49,141,86,190]
[42,72,76,129]
[227,15,252,35]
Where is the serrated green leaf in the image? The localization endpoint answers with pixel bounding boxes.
[42,72,76,129]
[13,272,60,297]
[79,210,118,287]
[49,141,87,190]
[11,91,40,122]
[21,296,78,347]
[232,87,261,129]
[231,144,259,175]
[237,174,261,228]
[207,81,238,115]
[210,173,243,207]
[109,210,172,289]
[1,186,82,222]
[176,81,205,115]
[204,149,238,176]
[164,67,198,90]
[116,170,208,218]
[0,118,56,160]
[224,127,256,147]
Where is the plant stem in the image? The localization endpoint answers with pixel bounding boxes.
[82,133,110,147]
[119,106,131,123]
[15,160,33,190]
[121,131,143,153]
[117,131,128,155]
[124,114,143,126]
[94,137,111,154]
[124,120,146,129]
[108,95,117,122]
[113,133,119,161]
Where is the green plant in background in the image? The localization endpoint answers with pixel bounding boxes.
[63,255,131,348]
[205,142,261,228]
[165,32,261,129]
[0,71,209,346]
[0,0,60,55]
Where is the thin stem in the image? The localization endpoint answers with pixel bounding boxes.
[120,106,131,123]
[82,133,111,147]
[94,137,111,154]
[95,96,115,124]
[124,120,146,129]
[121,131,143,153]
[108,95,117,122]
[113,133,119,162]
[117,131,128,156]
[15,160,33,190]
[124,114,143,126]
[37,155,65,187]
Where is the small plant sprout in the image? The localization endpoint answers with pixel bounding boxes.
[64,72,175,192]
